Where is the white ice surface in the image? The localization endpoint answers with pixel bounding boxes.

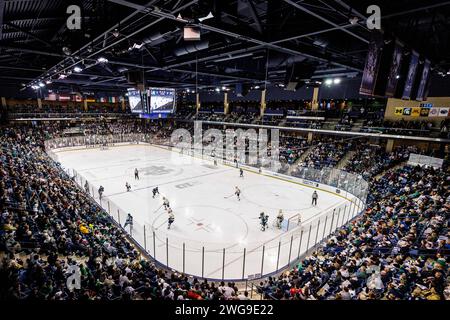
[55,144,359,280]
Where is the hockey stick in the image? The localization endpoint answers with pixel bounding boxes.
[153,204,163,213]
[224,194,235,199]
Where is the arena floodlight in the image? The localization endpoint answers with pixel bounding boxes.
[333,78,341,84]
[97,57,109,63]
[325,79,333,85]
[74,66,83,73]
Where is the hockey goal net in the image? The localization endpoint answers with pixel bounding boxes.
[281,214,302,232]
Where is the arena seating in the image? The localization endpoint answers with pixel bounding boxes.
[0,121,448,301]
[258,165,449,300]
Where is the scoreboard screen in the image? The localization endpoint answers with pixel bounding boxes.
[127,88,143,113]
[149,88,175,113]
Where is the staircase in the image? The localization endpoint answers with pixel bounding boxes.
[336,150,356,170]
[286,145,315,175]
[351,119,365,132]
[374,161,408,180]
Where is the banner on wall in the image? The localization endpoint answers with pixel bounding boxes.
[385,41,404,97]
[408,153,444,169]
[394,107,404,116]
[416,59,431,101]
[402,108,412,116]
[360,33,383,96]
[402,51,420,99]
[429,107,440,117]
[411,107,420,117]
[439,107,449,117]
[420,108,430,117]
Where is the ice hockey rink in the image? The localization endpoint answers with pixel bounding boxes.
[53,143,362,280]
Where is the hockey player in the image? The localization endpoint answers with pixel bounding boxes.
[276,209,284,229]
[167,211,175,229]
[239,168,244,178]
[235,186,241,201]
[163,197,170,210]
[259,212,269,231]
[312,191,318,206]
[152,187,160,198]
[123,213,133,230]
[84,181,90,194]
[125,182,131,192]
[134,168,139,180]
[98,186,104,199]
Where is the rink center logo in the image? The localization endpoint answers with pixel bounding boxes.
[142,165,174,176]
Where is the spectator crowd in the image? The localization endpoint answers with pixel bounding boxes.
[0,120,448,301]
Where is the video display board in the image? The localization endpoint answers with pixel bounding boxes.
[127,88,143,113]
[149,88,176,113]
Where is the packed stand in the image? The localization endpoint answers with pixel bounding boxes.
[299,138,352,169]
[259,164,449,300]
[344,144,419,180]
[0,126,251,300]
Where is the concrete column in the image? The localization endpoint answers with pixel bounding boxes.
[84,100,88,112]
[386,139,394,153]
[37,98,42,109]
[260,89,266,117]
[224,92,229,115]
[196,93,201,114]
[312,87,319,110]
[307,132,314,142]
[1,97,6,108]
[121,97,126,111]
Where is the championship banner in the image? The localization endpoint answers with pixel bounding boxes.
[429,107,439,117]
[402,108,412,116]
[402,51,420,100]
[394,107,404,116]
[420,108,430,117]
[385,41,404,97]
[360,33,383,95]
[416,59,431,101]
[439,107,449,117]
[411,107,420,117]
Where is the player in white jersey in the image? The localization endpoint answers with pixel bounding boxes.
[163,197,170,210]
[167,212,175,229]
[235,186,241,201]
[276,209,284,229]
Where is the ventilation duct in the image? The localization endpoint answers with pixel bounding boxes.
[142,32,163,44]
[173,40,209,57]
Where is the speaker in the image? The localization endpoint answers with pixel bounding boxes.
[126,71,143,84]
[284,62,317,91]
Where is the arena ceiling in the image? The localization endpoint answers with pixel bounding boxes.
[0,0,449,95]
